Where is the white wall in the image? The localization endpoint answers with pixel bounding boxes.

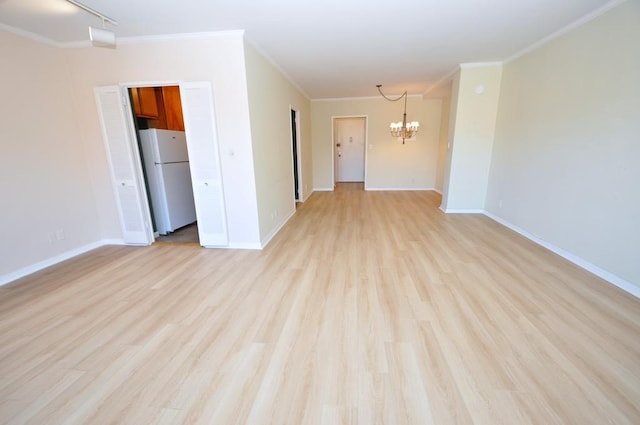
[0,31,101,279]
[311,97,441,190]
[486,1,640,287]
[243,41,312,243]
[66,32,262,248]
[442,64,502,211]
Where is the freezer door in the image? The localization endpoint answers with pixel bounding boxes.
[155,130,189,163]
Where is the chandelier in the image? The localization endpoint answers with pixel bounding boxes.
[376,84,419,144]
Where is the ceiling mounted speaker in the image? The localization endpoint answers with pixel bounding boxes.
[89,26,116,48]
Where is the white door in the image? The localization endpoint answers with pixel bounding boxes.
[179,82,228,247]
[94,86,152,245]
[335,117,366,182]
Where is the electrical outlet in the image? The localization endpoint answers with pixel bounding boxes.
[56,228,65,240]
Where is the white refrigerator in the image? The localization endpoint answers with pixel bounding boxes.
[139,129,197,235]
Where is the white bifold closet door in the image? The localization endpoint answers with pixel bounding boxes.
[94,83,228,247]
[94,86,151,245]
[179,82,228,247]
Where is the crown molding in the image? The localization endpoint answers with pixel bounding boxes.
[0,24,245,49]
[313,96,380,102]
[0,23,63,47]
[459,61,503,69]
[113,30,245,46]
[312,94,423,102]
[243,34,311,100]
[504,0,628,63]
[424,1,626,96]
[423,67,459,97]
[423,62,502,98]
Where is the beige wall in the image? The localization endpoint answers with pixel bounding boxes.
[441,71,460,210]
[486,1,640,287]
[311,97,441,190]
[434,84,452,193]
[66,32,262,248]
[442,64,502,211]
[243,41,312,243]
[0,31,101,278]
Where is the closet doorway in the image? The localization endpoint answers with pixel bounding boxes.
[128,86,198,244]
[94,82,229,248]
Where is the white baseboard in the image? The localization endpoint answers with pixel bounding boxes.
[103,238,126,246]
[442,208,485,214]
[313,187,334,192]
[210,207,298,250]
[260,208,296,248]
[483,211,640,299]
[365,187,433,191]
[224,242,263,250]
[7,210,636,300]
[301,189,314,202]
[0,239,125,287]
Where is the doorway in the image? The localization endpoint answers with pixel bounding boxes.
[128,85,198,244]
[290,108,302,202]
[333,117,366,185]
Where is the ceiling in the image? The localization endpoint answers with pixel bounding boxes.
[0,0,616,98]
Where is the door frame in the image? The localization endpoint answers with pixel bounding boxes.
[290,106,303,202]
[119,81,180,245]
[98,81,227,247]
[117,80,228,246]
[331,115,368,189]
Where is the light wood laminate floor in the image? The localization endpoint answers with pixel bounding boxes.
[155,223,199,245]
[1,189,639,424]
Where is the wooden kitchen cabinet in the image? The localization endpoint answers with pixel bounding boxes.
[131,87,159,118]
[162,86,185,131]
[131,86,184,131]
